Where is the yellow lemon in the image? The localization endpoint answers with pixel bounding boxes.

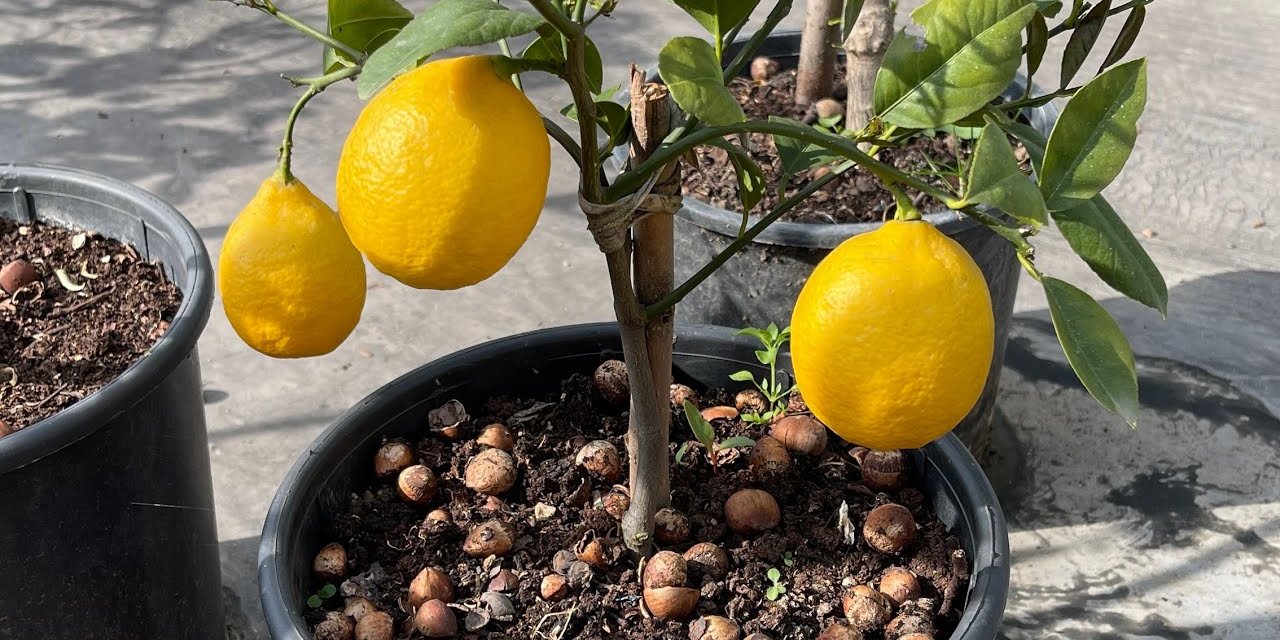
[219,175,366,358]
[790,220,994,450]
[336,55,551,290]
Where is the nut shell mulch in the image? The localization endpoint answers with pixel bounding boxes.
[308,371,971,639]
[0,218,181,432]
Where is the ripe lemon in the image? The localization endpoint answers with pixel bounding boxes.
[219,175,366,358]
[336,55,551,290]
[790,220,994,451]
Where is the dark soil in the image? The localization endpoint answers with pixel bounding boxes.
[681,64,971,224]
[0,218,181,431]
[311,372,970,639]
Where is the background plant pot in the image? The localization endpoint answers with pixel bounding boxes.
[258,323,1010,640]
[0,165,222,639]
[652,31,1059,462]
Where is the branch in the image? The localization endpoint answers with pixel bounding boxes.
[276,65,361,182]
[222,0,364,61]
[528,0,603,202]
[608,120,951,205]
[1046,0,1154,38]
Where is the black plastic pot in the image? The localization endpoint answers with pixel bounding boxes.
[655,32,1059,459]
[0,165,222,639]
[259,323,1010,639]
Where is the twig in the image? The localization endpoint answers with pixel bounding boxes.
[48,285,116,319]
[219,0,364,60]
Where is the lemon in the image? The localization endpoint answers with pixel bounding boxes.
[336,55,551,290]
[790,220,994,450]
[219,175,366,358]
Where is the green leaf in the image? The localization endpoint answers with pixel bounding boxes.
[1025,10,1049,79]
[766,586,781,600]
[683,400,716,447]
[875,1,1037,129]
[994,118,1047,175]
[659,37,746,126]
[596,101,631,148]
[910,0,942,25]
[1034,0,1063,17]
[840,0,867,40]
[676,442,692,466]
[708,139,766,216]
[1059,0,1112,88]
[670,0,761,45]
[735,326,771,343]
[718,436,757,449]
[1042,277,1139,426]
[324,0,413,73]
[767,567,782,582]
[1098,5,1146,72]
[754,349,772,365]
[357,0,545,99]
[319,584,337,598]
[1066,0,1086,23]
[1039,59,1147,210]
[962,123,1047,225]
[307,595,323,608]
[521,26,603,90]
[770,116,839,183]
[1051,195,1167,315]
[729,370,757,382]
[766,322,780,341]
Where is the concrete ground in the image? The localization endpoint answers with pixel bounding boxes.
[2,0,1277,638]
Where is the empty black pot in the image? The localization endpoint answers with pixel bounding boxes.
[258,323,1010,639]
[0,164,222,639]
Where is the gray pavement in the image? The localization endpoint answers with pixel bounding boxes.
[2,1,1277,638]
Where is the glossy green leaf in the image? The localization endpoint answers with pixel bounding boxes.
[995,118,1047,175]
[1052,195,1167,315]
[324,0,413,72]
[1026,10,1049,78]
[755,349,772,365]
[595,101,631,148]
[708,140,765,218]
[357,0,545,99]
[659,37,746,126]
[1039,59,1146,209]
[1098,5,1146,72]
[670,0,761,45]
[770,116,839,184]
[729,370,756,382]
[523,28,603,93]
[736,326,771,343]
[1034,0,1062,17]
[1059,0,1111,88]
[683,400,716,447]
[718,436,757,449]
[1042,277,1139,426]
[875,1,1037,129]
[963,123,1047,224]
[910,0,942,25]
[1066,0,1086,23]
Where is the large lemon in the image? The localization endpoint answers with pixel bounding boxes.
[790,220,994,451]
[219,175,366,358]
[336,55,551,290]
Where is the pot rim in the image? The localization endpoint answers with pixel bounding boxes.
[614,29,1061,249]
[258,323,1010,639]
[0,163,214,473]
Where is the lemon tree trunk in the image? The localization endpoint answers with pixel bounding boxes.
[796,0,842,105]
[843,0,893,134]
[620,68,682,551]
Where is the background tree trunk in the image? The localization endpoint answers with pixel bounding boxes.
[621,66,680,551]
[796,0,842,105]
[843,0,894,134]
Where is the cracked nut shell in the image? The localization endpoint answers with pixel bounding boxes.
[463,520,516,557]
[397,465,438,505]
[373,442,414,479]
[312,542,347,583]
[643,586,699,620]
[575,440,621,483]
[863,503,917,554]
[354,611,393,640]
[477,423,515,451]
[683,542,729,580]
[862,450,908,493]
[843,584,892,631]
[689,615,741,640]
[654,507,690,545]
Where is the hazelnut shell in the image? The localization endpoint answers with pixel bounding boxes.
[863,503,917,554]
[477,423,515,451]
[862,450,908,493]
[770,415,828,456]
[748,436,791,475]
[397,465,438,505]
[724,489,781,535]
[312,542,347,582]
[413,599,457,638]
[689,615,742,640]
[464,448,517,495]
[643,550,688,589]
[683,542,730,580]
[643,586,700,620]
[354,611,394,640]
[409,567,454,606]
[575,440,622,483]
[653,507,690,545]
[463,520,516,557]
[879,566,921,606]
[540,574,570,601]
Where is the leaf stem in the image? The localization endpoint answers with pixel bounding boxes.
[497,38,523,90]
[610,119,949,205]
[275,65,361,183]
[528,0,602,202]
[229,0,364,61]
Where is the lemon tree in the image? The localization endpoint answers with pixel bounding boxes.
[216,0,1164,548]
